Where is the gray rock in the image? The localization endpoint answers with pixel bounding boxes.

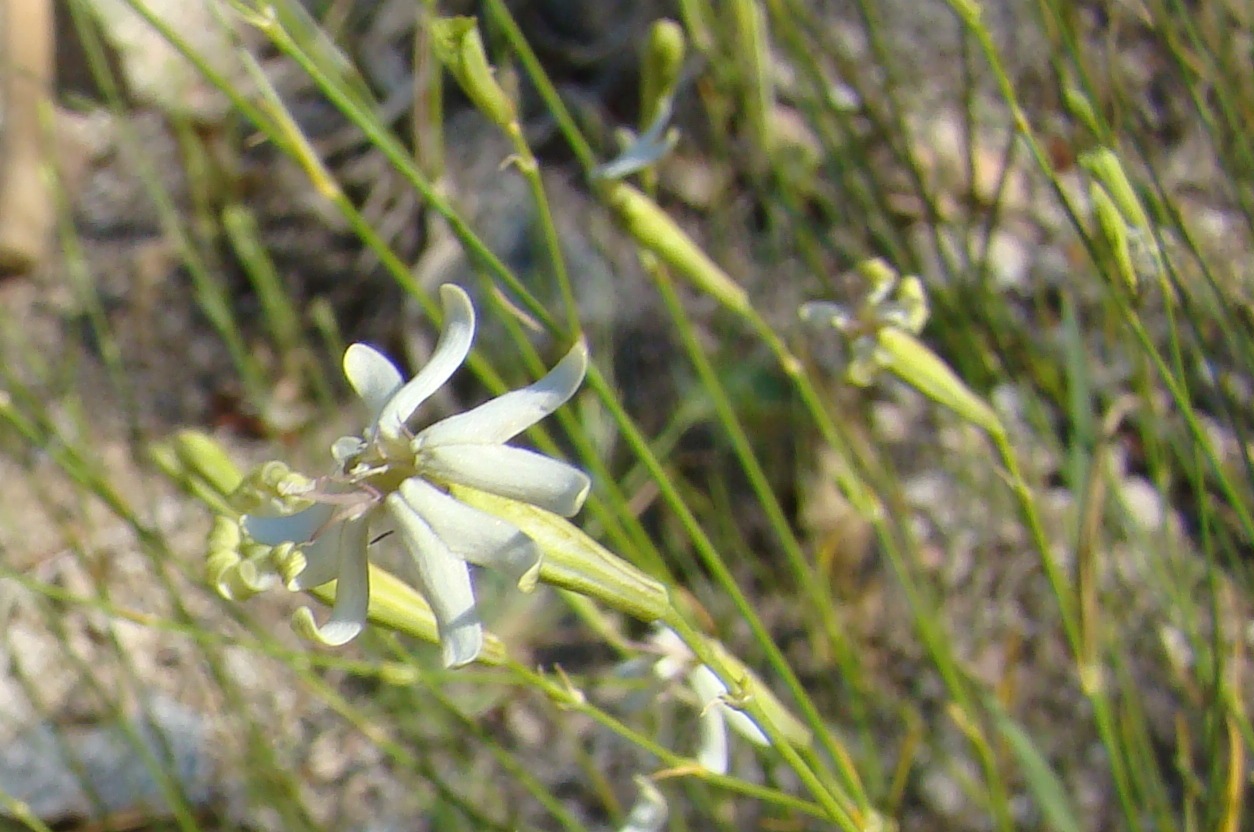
[0,696,214,823]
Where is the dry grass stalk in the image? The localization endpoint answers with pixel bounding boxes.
[0,0,55,274]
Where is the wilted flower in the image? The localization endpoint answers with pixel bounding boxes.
[594,96,679,181]
[800,258,928,386]
[644,626,769,774]
[802,259,1004,435]
[241,284,590,667]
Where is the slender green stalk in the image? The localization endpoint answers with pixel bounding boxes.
[651,260,879,796]
[662,613,865,829]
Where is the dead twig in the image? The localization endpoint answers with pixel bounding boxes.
[0,0,55,274]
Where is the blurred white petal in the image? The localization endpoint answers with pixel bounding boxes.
[595,97,677,181]
[418,341,588,446]
[377,284,475,443]
[799,300,855,332]
[618,777,668,832]
[243,502,334,546]
[695,703,730,774]
[298,520,370,646]
[422,444,590,516]
[689,665,769,747]
[877,301,916,331]
[398,478,541,590]
[288,519,357,590]
[331,436,367,466]
[343,343,404,419]
[847,337,882,387]
[386,492,483,667]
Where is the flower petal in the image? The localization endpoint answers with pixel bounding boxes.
[593,97,678,181]
[847,336,882,387]
[618,776,669,832]
[417,341,588,447]
[343,343,404,420]
[331,436,367,467]
[385,492,483,667]
[288,517,362,590]
[376,284,475,443]
[689,665,769,747]
[398,478,541,590]
[421,444,591,516]
[695,701,731,774]
[799,300,855,332]
[292,519,370,646]
[242,502,334,546]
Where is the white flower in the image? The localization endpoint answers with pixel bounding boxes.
[647,627,769,775]
[800,257,928,386]
[243,284,590,667]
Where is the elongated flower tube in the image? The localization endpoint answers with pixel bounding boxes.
[241,284,590,667]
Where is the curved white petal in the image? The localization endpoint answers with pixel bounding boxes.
[398,478,541,589]
[417,341,588,447]
[593,102,679,181]
[343,343,404,419]
[421,444,591,516]
[719,703,770,747]
[331,436,367,467]
[385,492,483,667]
[376,284,476,443]
[294,519,370,646]
[695,703,730,774]
[242,502,334,546]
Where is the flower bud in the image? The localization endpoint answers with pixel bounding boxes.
[228,461,316,515]
[606,181,751,316]
[174,430,245,499]
[206,518,244,598]
[1090,183,1139,294]
[877,328,1004,438]
[1063,86,1101,138]
[223,558,277,601]
[641,20,685,125]
[1080,148,1149,230]
[431,17,516,130]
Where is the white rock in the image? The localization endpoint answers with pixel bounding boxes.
[1117,476,1166,532]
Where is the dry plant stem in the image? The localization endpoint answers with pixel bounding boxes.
[0,0,54,273]
[412,0,444,183]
